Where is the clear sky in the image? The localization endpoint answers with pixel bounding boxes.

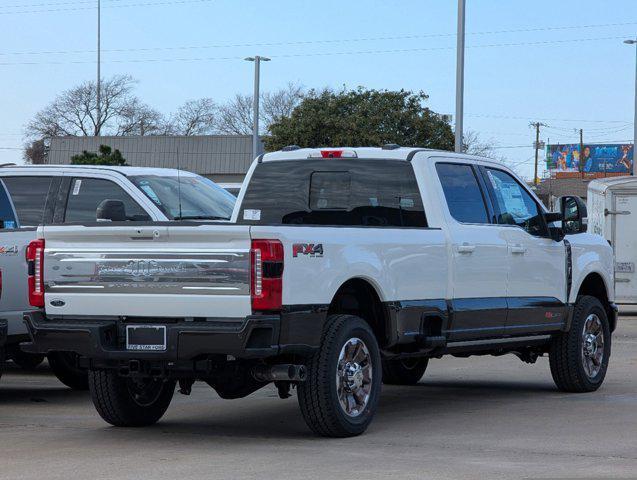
[1,0,636,179]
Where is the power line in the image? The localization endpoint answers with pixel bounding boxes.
[468,113,632,124]
[2,21,637,57]
[0,0,133,9]
[0,35,631,67]
[0,0,215,15]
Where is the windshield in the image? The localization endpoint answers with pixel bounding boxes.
[129,174,236,220]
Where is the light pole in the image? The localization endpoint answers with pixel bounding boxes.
[624,38,637,175]
[245,56,270,159]
[454,0,466,153]
[96,0,101,136]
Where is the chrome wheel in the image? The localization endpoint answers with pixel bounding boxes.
[581,313,604,379]
[336,338,373,417]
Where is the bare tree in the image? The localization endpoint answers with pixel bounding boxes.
[25,75,140,139]
[261,82,304,129]
[463,130,526,176]
[217,93,253,135]
[23,139,48,164]
[217,84,305,135]
[463,130,498,158]
[169,98,218,136]
[117,100,166,136]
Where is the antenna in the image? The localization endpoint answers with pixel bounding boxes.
[176,148,183,220]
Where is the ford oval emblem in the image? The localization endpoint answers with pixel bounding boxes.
[50,300,66,307]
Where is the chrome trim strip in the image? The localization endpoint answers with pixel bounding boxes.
[45,250,250,296]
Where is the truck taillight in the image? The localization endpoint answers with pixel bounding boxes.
[26,239,45,308]
[251,239,283,312]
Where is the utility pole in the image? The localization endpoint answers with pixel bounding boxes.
[531,122,544,185]
[96,0,101,136]
[245,56,270,159]
[454,0,466,153]
[579,128,584,179]
[624,38,637,175]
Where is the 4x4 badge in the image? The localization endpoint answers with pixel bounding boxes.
[292,243,324,258]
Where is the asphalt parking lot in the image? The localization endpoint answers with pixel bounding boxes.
[1,318,636,480]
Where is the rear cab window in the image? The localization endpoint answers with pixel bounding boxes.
[1,176,55,227]
[239,159,427,227]
[435,163,490,224]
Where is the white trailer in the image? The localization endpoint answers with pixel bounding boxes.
[588,177,637,304]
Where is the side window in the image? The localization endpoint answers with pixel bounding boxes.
[241,160,427,227]
[436,163,489,224]
[485,168,547,237]
[0,180,18,229]
[64,178,150,223]
[2,176,53,226]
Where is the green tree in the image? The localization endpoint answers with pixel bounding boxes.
[265,87,454,151]
[71,145,127,166]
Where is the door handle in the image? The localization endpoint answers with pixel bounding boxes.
[457,243,475,254]
[510,244,526,255]
[129,229,161,240]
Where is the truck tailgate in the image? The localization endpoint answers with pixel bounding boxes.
[41,224,252,319]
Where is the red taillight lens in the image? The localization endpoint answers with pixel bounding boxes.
[321,150,343,158]
[251,239,283,312]
[27,239,45,308]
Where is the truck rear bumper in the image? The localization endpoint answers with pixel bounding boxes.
[22,311,283,361]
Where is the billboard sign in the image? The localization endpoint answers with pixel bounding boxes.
[546,143,633,174]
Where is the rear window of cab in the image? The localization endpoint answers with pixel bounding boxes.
[239,159,427,228]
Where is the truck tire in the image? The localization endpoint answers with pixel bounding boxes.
[297,314,382,437]
[549,295,611,393]
[48,352,89,391]
[382,357,428,385]
[11,350,45,370]
[89,370,175,427]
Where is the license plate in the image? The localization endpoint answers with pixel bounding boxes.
[615,262,635,274]
[126,325,167,351]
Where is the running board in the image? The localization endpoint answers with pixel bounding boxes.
[444,335,552,355]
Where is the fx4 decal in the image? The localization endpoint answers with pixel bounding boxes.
[292,243,324,258]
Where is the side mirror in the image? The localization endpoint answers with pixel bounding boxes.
[559,195,587,235]
[96,199,126,222]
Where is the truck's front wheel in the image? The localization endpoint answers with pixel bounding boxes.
[89,370,175,427]
[297,314,382,437]
[549,295,611,392]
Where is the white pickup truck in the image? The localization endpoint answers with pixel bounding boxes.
[24,147,616,437]
[0,164,235,387]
